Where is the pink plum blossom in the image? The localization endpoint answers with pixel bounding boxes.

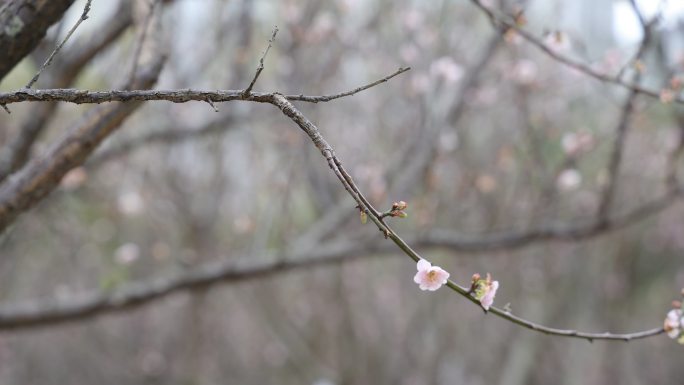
[544,31,571,53]
[414,259,450,291]
[480,280,499,310]
[471,273,500,311]
[664,309,682,339]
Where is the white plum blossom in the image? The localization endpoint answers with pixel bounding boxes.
[430,57,464,84]
[561,131,594,156]
[414,259,450,291]
[114,243,140,265]
[117,190,144,216]
[664,309,682,339]
[557,168,582,191]
[511,60,538,85]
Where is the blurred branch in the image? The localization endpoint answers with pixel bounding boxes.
[615,0,660,80]
[24,0,92,89]
[0,58,165,235]
[667,115,684,190]
[0,226,664,342]
[597,1,654,222]
[0,0,76,81]
[420,186,681,251]
[595,91,638,221]
[0,243,369,331]
[126,0,161,87]
[86,115,235,168]
[0,0,134,184]
[467,0,682,104]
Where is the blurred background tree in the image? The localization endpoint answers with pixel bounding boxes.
[0,0,682,384]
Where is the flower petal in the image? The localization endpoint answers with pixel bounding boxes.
[416,259,431,272]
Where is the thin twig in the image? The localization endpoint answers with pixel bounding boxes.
[615,0,661,80]
[243,26,278,96]
[287,67,411,103]
[25,0,93,89]
[126,0,160,87]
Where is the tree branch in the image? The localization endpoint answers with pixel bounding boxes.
[86,115,235,168]
[263,92,665,342]
[597,1,653,222]
[466,0,682,104]
[0,67,411,106]
[0,242,366,331]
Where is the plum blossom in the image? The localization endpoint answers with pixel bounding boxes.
[430,57,464,84]
[472,273,500,311]
[557,168,581,191]
[480,280,499,310]
[511,60,538,85]
[544,31,571,53]
[561,131,595,156]
[414,259,450,291]
[114,243,140,265]
[664,309,682,340]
